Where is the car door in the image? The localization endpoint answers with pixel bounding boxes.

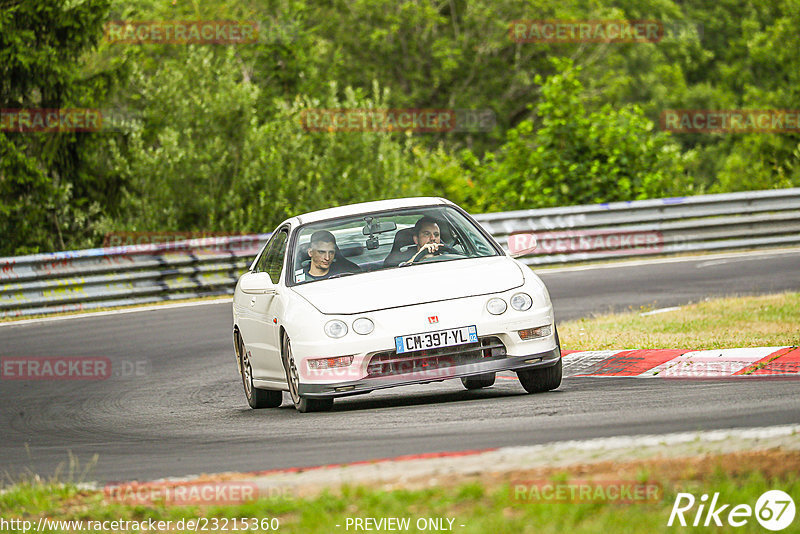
[237,226,289,382]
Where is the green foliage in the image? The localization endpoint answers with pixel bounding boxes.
[221,83,433,232]
[104,47,448,233]
[475,59,689,211]
[0,0,112,255]
[2,0,799,254]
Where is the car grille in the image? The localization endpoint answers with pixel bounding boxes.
[365,336,506,379]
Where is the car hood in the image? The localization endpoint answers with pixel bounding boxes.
[290,256,524,315]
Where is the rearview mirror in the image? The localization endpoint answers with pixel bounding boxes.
[240,272,276,294]
[363,221,397,235]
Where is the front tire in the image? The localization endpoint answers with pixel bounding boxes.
[461,372,496,390]
[239,335,282,409]
[282,332,334,413]
[516,327,562,393]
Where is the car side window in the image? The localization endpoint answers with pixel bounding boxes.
[253,238,272,274]
[254,244,270,273]
[263,229,289,284]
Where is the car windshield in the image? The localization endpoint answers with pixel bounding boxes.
[289,205,500,285]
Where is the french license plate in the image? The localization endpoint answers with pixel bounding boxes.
[395,325,478,354]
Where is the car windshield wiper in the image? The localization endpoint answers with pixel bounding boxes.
[327,272,357,279]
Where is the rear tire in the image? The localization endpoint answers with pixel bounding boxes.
[516,327,562,394]
[282,332,334,413]
[238,334,282,409]
[461,372,496,390]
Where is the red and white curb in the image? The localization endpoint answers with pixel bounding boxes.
[560,346,800,378]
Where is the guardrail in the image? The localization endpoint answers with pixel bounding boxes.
[0,235,268,319]
[1,188,798,318]
[473,187,800,266]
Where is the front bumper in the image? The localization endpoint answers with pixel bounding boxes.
[297,345,561,398]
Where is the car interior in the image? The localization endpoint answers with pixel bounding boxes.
[292,213,466,282]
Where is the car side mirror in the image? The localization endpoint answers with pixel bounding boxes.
[507,232,538,258]
[240,272,276,294]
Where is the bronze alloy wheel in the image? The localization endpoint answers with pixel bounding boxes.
[238,333,282,409]
[282,332,333,413]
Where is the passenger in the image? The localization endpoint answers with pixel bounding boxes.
[304,230,337,280]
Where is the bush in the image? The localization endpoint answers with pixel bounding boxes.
[474,59,693,212]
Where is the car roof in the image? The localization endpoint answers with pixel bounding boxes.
[291,197,452,226]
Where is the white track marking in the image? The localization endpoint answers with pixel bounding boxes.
[640,306,681,316]
[0,297,232,328]
[535,246,800,273]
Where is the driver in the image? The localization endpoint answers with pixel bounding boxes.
[398,216,456,266]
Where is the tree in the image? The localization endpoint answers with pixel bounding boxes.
[0,0,112,255]
[475,59,690,211]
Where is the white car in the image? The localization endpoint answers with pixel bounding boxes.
[232,197,561,412]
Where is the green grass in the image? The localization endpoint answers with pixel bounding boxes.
[2,464,798,533]
[559,292,800,351]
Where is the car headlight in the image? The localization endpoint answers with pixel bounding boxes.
[324,320,348,338]
[486,298,507,315]
[510,292,533,311]
[352,317,374,335]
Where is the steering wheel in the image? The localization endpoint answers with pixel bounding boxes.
[418,252,464,263]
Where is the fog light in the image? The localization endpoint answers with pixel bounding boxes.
[517,325,552,340]
[308,355,354,370]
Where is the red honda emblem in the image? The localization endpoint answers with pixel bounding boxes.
[427,315,439,324]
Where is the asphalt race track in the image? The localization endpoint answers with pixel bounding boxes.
[1,249,799,483]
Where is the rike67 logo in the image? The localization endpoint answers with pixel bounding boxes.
[668,490,795,530]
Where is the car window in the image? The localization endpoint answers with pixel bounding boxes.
[253,244,270,273]
[289,206,500,286]
[263,229,288,283]
[253,236,274,274]
[254,228,288,283]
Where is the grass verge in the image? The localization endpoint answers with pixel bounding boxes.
[559,292,800,351]
[1,450,798,533]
